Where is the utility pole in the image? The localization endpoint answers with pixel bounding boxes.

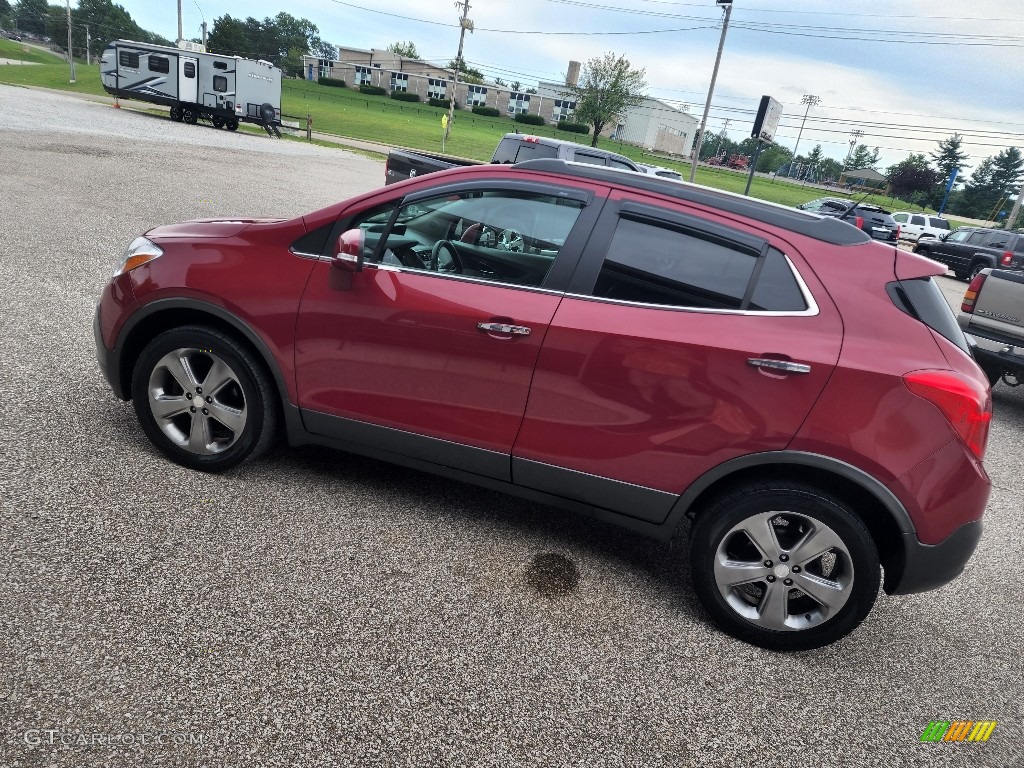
[1005,178,1024,230]
[714,117,731,158]
[177,0,183,45]
[85,25,90,66]
[65,0,75,83]
[445,0,473,144]
[202,22,208,48]
[689,0,733,183]
[788,94,820,178]
[842,129,864,178]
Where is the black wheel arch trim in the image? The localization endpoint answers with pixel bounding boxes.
[106,297,303,436]
[664,450,916,536]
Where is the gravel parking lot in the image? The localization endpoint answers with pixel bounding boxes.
[1,85,1022,768]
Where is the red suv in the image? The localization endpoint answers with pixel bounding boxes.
[95,160,991,651]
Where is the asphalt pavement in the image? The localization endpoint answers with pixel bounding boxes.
[1,84,1022,768]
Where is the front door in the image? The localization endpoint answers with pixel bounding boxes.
[294,183,596,481]
[178,57,198,104]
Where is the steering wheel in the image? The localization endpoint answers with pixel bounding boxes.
[460,223,498,248]
[430,240,464,273]
[498,228,525,252]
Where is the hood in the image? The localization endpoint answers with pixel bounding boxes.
[146,218,287,239]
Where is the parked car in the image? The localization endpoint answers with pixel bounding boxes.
[796,198,899,242]
[385,133,640,185]
[913,226,1024,280]
[637,163,683,181]
[891,212,951,242]
[95,159,991,652]
[958,267,1024,386]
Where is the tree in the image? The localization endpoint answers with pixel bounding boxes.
[510,80,521,92]
[930,133,968,188]
[525,87,537,95]
[492,77,506,87]
[957,158,1001,219]
[847,144,880,170]
[207,12,323,72]
[886,154,937,203]
[563,52,646,147]
[990,147,1024,198]
[0,0,12,25]
[14,0,47,34]
[387,40,418,59]
[312,39,337,60]
[447,56,483,84]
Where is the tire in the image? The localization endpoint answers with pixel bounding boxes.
[689,482,880,652]
[182,107,198,125]
[226,118,239,132]
[968,262,987,282]
[169,105,182,122]
[212,116,224,129]
[130,325,278,472]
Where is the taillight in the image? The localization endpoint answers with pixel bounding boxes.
[961,272,986,313]
[855,216,864,229]
[904,370,992,460]
[1000,250,1013,266]
[524,136,540,143]
[895,225,901,240]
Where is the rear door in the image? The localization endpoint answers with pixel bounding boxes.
[178,56,198,104]
[512,191,843,523]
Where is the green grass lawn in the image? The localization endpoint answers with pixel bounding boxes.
[0,65,953,218]
[0,38,68,64]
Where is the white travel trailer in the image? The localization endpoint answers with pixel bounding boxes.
[100,39,282,134]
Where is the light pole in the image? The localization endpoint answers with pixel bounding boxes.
[445,0,473,144]
[689,0,733,183]
[65,0,75,83]
[842,129,864,182]
[788,94,820,178]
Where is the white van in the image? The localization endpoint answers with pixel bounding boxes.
[891,212,951,242]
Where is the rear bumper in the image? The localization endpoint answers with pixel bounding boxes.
[886,521,983,595]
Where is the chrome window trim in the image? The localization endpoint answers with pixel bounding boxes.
[568,253,819,318]
[359,262,565,295]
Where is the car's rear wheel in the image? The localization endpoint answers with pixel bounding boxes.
[131,326,278,472]
[968,262,987,282]
[689,482,880,651]
[212,116,225,129]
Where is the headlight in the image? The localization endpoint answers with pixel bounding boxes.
[114,237,163,276]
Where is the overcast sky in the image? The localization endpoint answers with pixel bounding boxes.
[114,0,1023,175]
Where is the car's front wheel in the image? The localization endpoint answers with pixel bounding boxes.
[131,326,278,472]
[689,482,880,651]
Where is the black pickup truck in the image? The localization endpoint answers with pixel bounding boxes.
[958,268,1024,386]
[385,133,641,185]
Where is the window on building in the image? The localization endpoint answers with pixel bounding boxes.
[319,59,334,80]
[355,66,372,86]
[428,78,447,100]
[213,75,227,92]
[507,92,531,115]
[467,85,488,107]
[553,99,576,121]
[148,56,169,74]
[390,72,409,92]
[119,51,140,69]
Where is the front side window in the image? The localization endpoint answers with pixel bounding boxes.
[947,229,972,243]
[966,231,988,245]
[893,213,908,223]
[373,189,585,288]
[590,216,806,312]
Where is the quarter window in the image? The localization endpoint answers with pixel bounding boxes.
[148,56,169,73]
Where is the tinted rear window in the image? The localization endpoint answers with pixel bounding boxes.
[930,218,951,230]
[888,277,970,355]
[492,138,558,164]
[748,249,807,312]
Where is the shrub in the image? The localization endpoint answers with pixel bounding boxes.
[318,77,346,88]
[390,91,421,102]
[358,84,386,96]
[428,98,458,109]
[557,120,590,135]
[471,106,500,117]
[514,113,546,126]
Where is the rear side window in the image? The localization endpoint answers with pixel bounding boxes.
[748,249,808,311]
[888,278,970,355]
[983,231,1011,249]
[592,218,755,310]
[148,56,169,74]
[492,138,558,164]
[1014,237,1024,255]
[911,215,925,225]
[119,51,140,68]
[574,153,607,166]
[930,218,951,230]
[608,159,635,171]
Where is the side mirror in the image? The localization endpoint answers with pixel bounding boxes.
[333,228,364,272]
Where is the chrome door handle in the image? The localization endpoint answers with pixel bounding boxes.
[747,358,811,374]
[478,322,531,336]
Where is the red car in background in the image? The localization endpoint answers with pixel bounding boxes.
[95,160,991,651]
